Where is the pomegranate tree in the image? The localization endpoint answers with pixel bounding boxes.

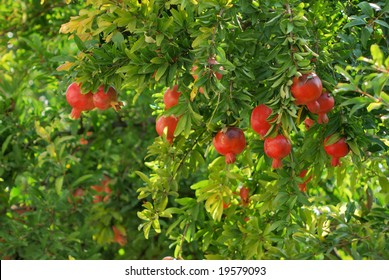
[251,104,273,139]
[213,127,246,164]
[264,134,292,169]
[291,72,322,105]
[92,86,123,111]
[163,85,181,110]
[65,82,95,119]
[324,136,349,167]
[156,115,179,144]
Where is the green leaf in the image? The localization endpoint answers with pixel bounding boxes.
[367,102,383,112]
[73,34,86,51]
[370,44,383,66]
[70,174,94,188]
[358,2,374,17]
[55,176,64,195]
[343,18,365,29]
[130,36,145,53]
[154,63,169,81]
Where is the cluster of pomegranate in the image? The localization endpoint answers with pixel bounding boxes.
[212,72,349,192]
[66,82,123,119]
[291,73,335,124]
[155,85,181,143]
[155,58,224,143]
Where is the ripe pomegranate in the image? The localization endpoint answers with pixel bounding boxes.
[191,65,205,94]
[316,91,335,124]
[306,100,320,113]
[291,73,322,105]
[91,180,112,203]
[304,118,315,130]
[68,188,85,204]
[264,134,292,169]
[208,57,224,80]
[298,170,312,192]
[213,127,246,164]
[156,115,179,143]
[66,82,95,119]
[162,256,176,260]
[163,84,181,110]
[112,225,127,246]
[251,104,273,139]
[324,136,349,167]
[93,86,123,111]
[239,186,250,206]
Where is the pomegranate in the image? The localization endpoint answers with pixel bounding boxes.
[68,188,85,204]
[112,225,127,246]
[163,84,181,110]
[213,127,246,164]
[93,86,123,111]
[208,57,224,80]
[264,134,292,169]
[306,100,320,113]
[251,104,273,139]
[291,73,322,105]
[304,118,315,130]
[324,136,349,167]
[239,186,250,206]
[316,91,335,124]
[156,115,179,143]
[91,180,112,203]
[66,82,95,119]
[298,170,312,192]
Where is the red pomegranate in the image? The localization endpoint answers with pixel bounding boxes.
[112,225,127,246]
[264,134,292,169]
[304,118,315,130]
[291,73,322,105]
[316,91,335,124]
[213,127,246,164]
[298,170,312,192]
[163,84,181,110]
[251,104,273,139]
[66,82,95,119]
[156,115,179,143]
[239,186,250,206]
[324,136,349,167]
[93,86,123,111]
[306,100,320,113]
[208,57,224,80]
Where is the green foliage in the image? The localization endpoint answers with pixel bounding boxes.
[1,0,388,260]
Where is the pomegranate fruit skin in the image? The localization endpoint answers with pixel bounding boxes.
[324,136,349,167]
[93,86,119,110]
[66,82,95,119]
[251,104,273,138]
[264,134,292,169]
[239,186,250,205]
[304,118,315,130]
[156,116,179,143]
[163,85,181,110]
[291,73,322,105]
[213,127,246,164]
[316,92,335,124]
